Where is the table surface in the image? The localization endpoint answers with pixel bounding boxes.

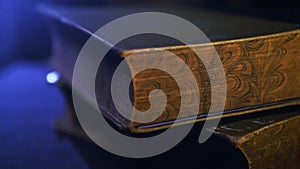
[0,61,88,169]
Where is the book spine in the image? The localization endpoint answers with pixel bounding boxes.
[214,107,300,169]
[124,30,300,129]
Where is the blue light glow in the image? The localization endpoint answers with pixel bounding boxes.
[46,71,60,84]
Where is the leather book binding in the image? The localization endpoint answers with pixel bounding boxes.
[38,4,300,133]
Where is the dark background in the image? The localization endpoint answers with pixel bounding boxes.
[1,0,300,65]
[0,0,299,168]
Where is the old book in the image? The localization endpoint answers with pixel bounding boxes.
[213,106,300,169]
[38,4,300,133]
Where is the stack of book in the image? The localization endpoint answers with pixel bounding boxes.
[38,4,300,169]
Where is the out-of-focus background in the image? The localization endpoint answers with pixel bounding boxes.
[0,0,299,168]
[1,0,300,65]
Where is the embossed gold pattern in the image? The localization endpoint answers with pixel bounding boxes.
[124,30,300,129]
